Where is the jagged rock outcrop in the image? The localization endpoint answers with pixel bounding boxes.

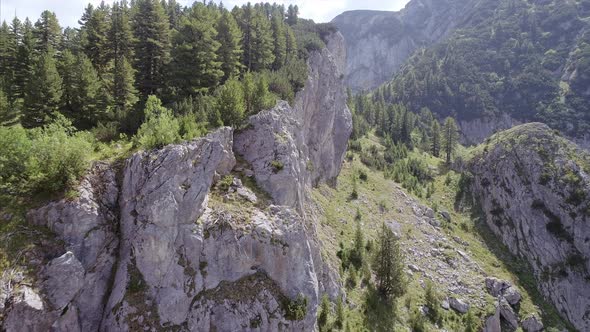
[469,123,590,330]
[1,162,120,332]
[459,114,522,146]
[234,32,352,213]
[332,0,479,91]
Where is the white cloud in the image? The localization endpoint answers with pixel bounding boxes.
[0,0,410,27]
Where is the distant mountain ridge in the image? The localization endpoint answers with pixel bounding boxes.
[332,0,480,92]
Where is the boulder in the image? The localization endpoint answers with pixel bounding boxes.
[42,252,85,310]
[449,297,470,314]
[522,315,544,332]
[439,211,451,222]
[483,306,501,332]
[499,298,519,330]
[503,286,522,306]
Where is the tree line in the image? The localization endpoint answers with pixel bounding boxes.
[0,0,325,134]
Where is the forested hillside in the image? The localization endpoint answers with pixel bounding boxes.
[0,0,334,205]
[377,0,590,138]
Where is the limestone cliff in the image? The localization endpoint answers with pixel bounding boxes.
[0,34,351,332]
[331,0,478,92]
[468,123,590,330]
[234,32,352,214]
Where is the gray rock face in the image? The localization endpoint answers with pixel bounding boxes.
[332,0,479,92]
[1,162,120,332]
[470,123,590,330]
[459,113,522,146]
[483,306,501,332]
[235,33,352,214]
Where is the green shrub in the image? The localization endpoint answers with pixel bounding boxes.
[271,160,284,173]
[424,280,441,323]
[282,294,308,321]
[0,115,92,204]
[135,95,181,149]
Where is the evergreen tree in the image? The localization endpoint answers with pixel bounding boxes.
[81,2,110,74]
[350,208,364,269]
[373,222,406,301]
[163,0,182,30]
[113,55,138,125]
[216,77,245,127]
[431,119,442,157]
[109,1,135,61]
[252,75,273,113]
[59,51,103,128]
[286,5,299,26]
[33,11,62,53]
[335,297,345,330]
[442,117,459,164]
[317,294,331,332]
[170,3,223,97]
[133,0,171,98]
[22,51,63,128]
[0,88,16,125]
[242,71,255,114]
[216,10,243,82]
[271,10,287,70]
[250,7,275,71]
[14,19,35,101]
[0,23,10,80]
[6,17,23,104]
[285,26,297,57]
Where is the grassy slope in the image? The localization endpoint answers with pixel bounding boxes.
[312,133,569,331]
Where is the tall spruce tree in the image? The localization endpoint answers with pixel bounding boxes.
[81,2,110,74]
[270,10,287,70]
[216,10,243,82]
[170,3,223,97]
[286,5,299,26]
[22,50,63,128]
[133,0,171,98]
[6,17,23,105]
[431,120,442,157]
[442,117,459,164]
[33,11,62,54]
[216,78,245,127]
[250,7,275,71]
[374,222,406,301]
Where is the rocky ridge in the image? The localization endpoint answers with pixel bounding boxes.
[331,0,479,92]
[0,32,351,331]
[469,123,590,331]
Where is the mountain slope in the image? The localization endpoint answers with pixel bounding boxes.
[468,123,590,330]
[331,0,481,92]
[383,0,590,143]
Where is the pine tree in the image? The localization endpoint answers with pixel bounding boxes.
[22,50,63,128]
[252,75,273,113]
[431,119,442,157]
[216,10,243,82]
[14,19,35,102]
[250,7,275,71]
[81,2,110,74]
[59,51,103,128]
[113,55,138,124]
[242,72,255,114]
[6,17,23,105]
[163,0,182,30]
[271,10,287,70]
[109,1,135,61]
[33,11,62,54]
[350,208,364,269]
[442,117,459,164]
[0,88,16,125]
[374,222,406,301]
[133,0,171,98]
[335,297,345,330]
[317,294,330,332]
[216,78,245,127]
[285,26,297,58]
[170,3,223,97]
[286,5,299,26]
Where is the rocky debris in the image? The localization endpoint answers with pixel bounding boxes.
[484,277,521,306]
[449,297,470,314]
[235,32,352,214]
[521,315,544,332]
[469,123,590,330]
[441,298,450,310]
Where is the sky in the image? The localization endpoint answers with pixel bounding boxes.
[0,0,410,27]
